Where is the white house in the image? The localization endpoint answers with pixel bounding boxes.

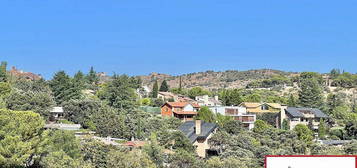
[209,106,256,129]
[195,95,222,107]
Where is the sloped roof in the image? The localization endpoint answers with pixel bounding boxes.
[164,102,200,108]
[178,121,217,143]
[240,102,281,109]
[286,107,328,118]
[173,111,198,115]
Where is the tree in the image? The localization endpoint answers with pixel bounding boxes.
[62,99,103,129]
[253,120,271,133]
[50,71,81,105]
[107,149,156,168]
[159,80,169,92]
[318,119,327,139]
[282,119,290,130]
[187,87,211,99]
[0,61,7,82]
[101,75,138,109]
[0,82,11,97]
[86,66,99,85]
[196,106,216,123]
[144,133,164,167]
[287,94,297,107]
[298,78,323,108]
[0,109,45,167]
[167,149,202,168]
[151,80,159,98]
[73,71,86,90]
[80,138,113,168]
[6,88,55,118]
[345,121,357,139]
[293,124,314,143]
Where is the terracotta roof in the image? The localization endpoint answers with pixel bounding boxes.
[173,111,198,115]
[165,102,200,108]
[240,102,281,109]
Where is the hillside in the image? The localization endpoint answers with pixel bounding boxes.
[138,69,296,90]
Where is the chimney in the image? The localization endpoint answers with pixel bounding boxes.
[195,120,201,135]
[214,95,219,101]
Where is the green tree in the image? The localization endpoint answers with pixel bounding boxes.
[282,119,290,130]
[6,88,55,118]
[187,87,211,99]
[0,82,11,97]
[0,61,7,82]
[287,94,297,107]
[86,66,99,85]
[80,138,113,168]
[293,124,314,143]
[152,80,159,98]
[73,71,86,90]
[253,120,271,133]
[298,78,323,108]
[144,133,164,167]
[107,149,156,168]
[103,75,138,109]
[159,80,169,92]
[0,109,45,167]
[318,119,327,139]
[50,71,82,105]
[196,106,216,123]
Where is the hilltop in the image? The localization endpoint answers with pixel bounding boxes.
[138,69,296,90]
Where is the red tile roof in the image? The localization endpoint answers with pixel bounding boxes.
[165,102,200,108]
[173,111,198,115]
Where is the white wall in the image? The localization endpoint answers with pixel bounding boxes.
[183,104,194,111]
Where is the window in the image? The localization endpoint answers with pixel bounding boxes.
[261,104,269,110]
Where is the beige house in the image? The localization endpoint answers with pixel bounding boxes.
[279,107,329,130]
[195,95,222,107]
[178,120,217,158]
[240,102,282,113]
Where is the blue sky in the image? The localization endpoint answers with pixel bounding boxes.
[1,0,356,79]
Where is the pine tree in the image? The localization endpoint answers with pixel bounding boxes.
[298,78,323,108]
[179,76,182,92]
[287,94,297,107]
[318,119,327,139]
[73,71,85,90]
[0,61,7,82]
[282,119,290,130]
[50,71,81,105]
[159,80,169,92]
[151,81,158,98]
[86,66,99,85]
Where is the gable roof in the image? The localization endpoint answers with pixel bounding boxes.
[286,107,328,118]
[178,121,217,143]
[164,102,200,108]
[240,102,281,109]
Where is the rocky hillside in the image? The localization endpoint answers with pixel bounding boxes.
[138,69,296,91]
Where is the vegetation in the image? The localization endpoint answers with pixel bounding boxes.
[2,61,357,168]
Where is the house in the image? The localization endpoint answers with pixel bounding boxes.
[161,102,200,121]
[279,107,329,130]
[240,102,282,113]
[195,95,222,107]
[179,120,217,158]
[49,107,64,121]
[158,92,176,100]
[9,66,42,81]
[209,106,256,129]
